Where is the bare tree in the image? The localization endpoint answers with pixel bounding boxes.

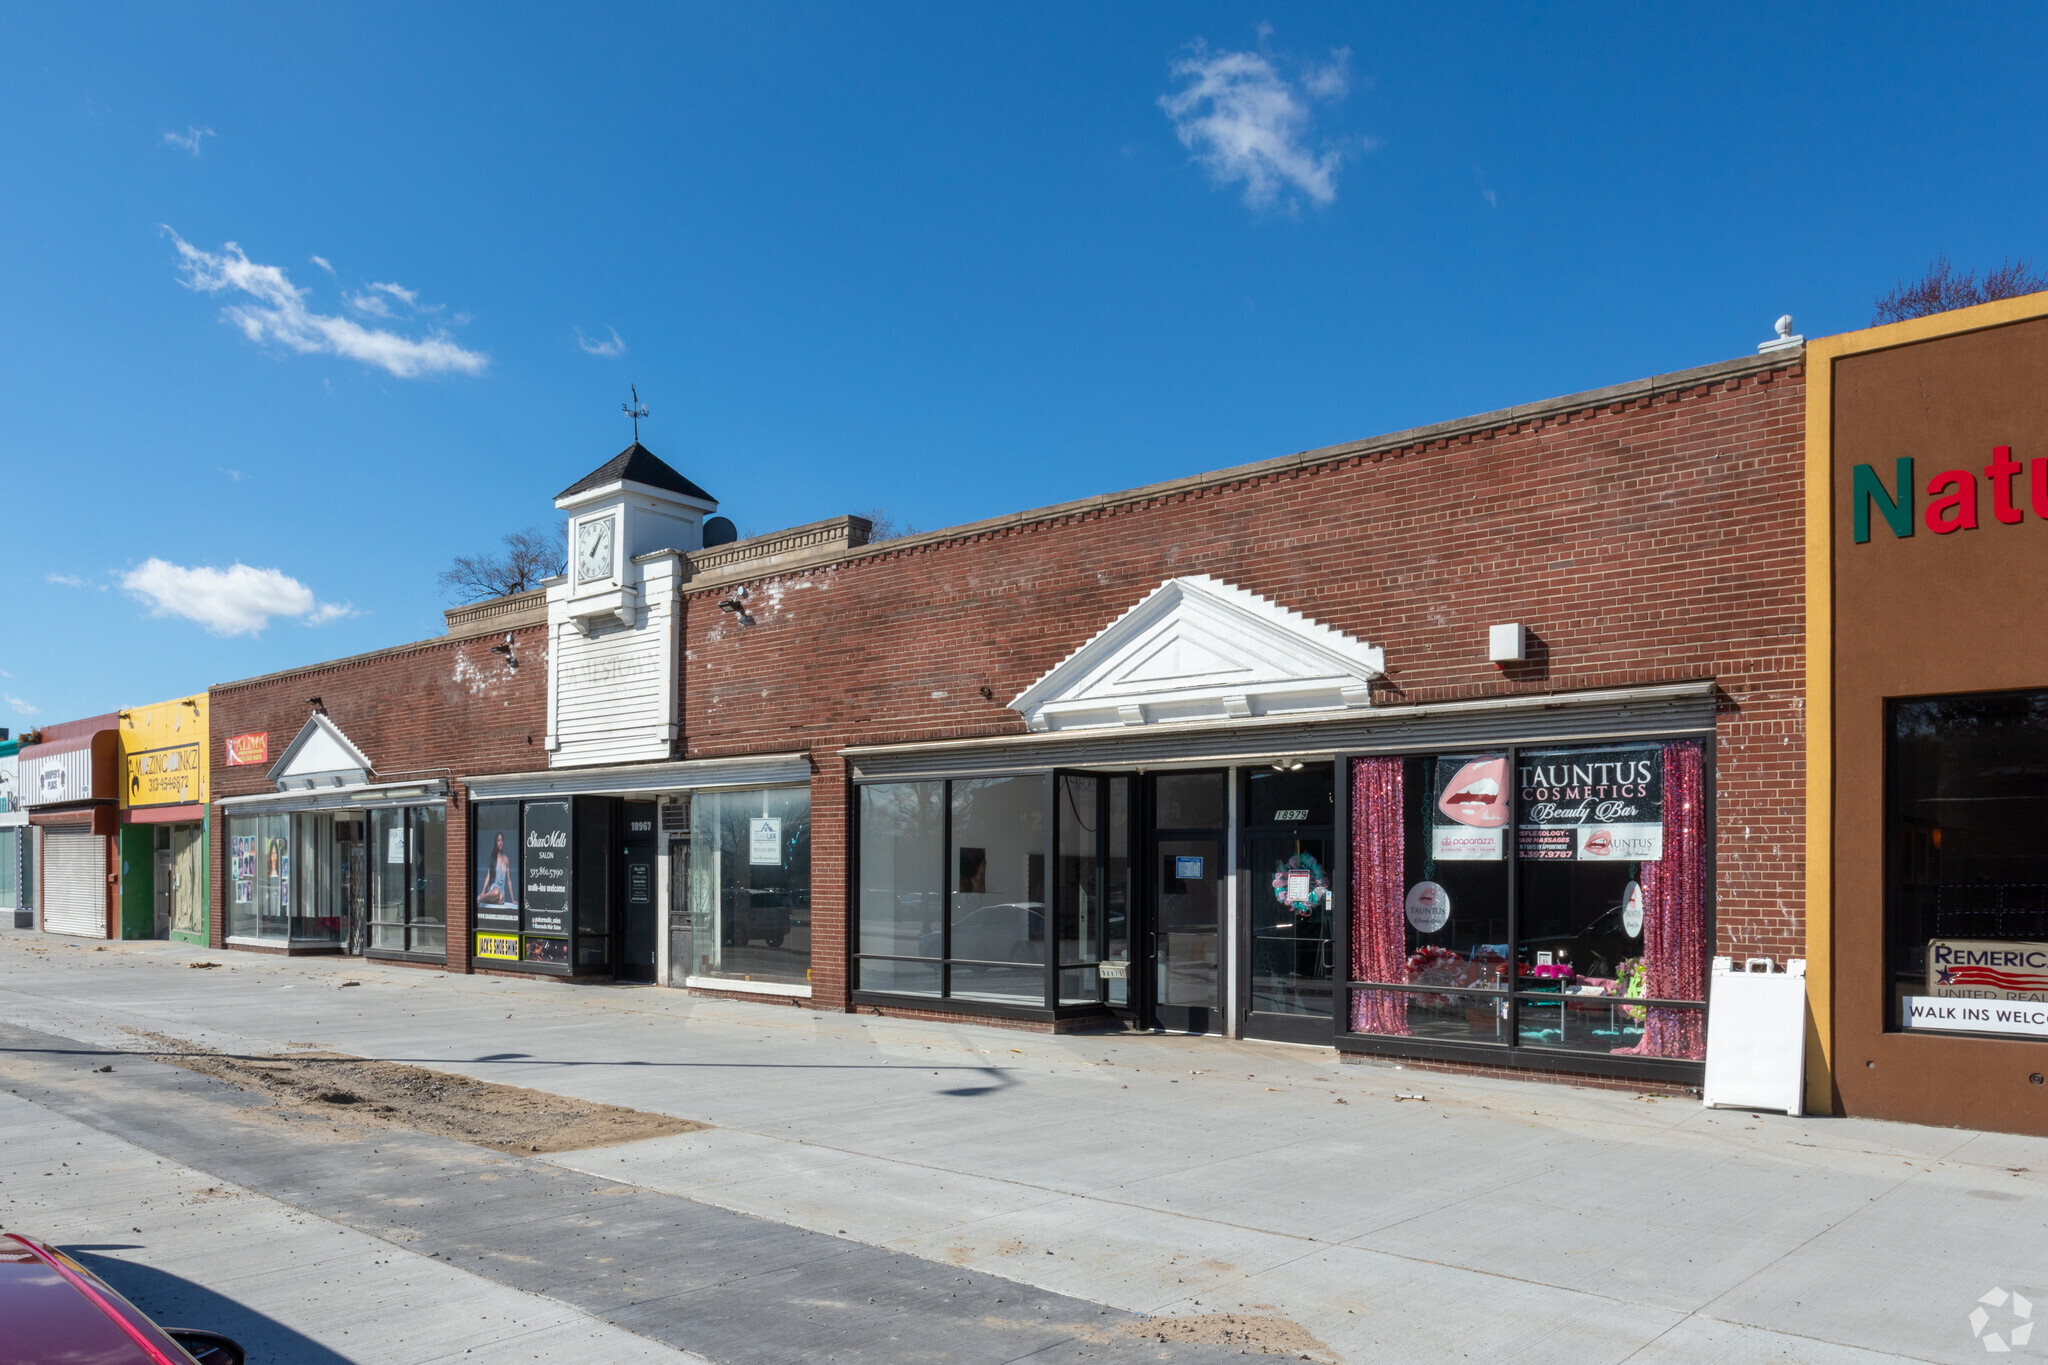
[857,507,920,542]
[1873,255,2048,325]
[439,524,566,601]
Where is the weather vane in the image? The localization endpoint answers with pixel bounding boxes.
[622,384,649,443]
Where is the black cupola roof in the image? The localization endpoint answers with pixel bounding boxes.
[556,442,716,504]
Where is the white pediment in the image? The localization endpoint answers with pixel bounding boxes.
[1010,575,1385,733]
[267,713,374,791]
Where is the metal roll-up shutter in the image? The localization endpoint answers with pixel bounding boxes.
[41,827,108,939]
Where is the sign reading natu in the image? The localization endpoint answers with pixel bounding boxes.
[1851,447,2048,542]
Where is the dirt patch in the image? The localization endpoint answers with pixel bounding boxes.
[1119,1312,1334,1361]
[129,1032,704,1154]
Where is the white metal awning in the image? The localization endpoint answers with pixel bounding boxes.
[216,779,449,813]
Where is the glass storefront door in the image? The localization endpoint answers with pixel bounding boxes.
[1149,771,1227,1034]
[1241,763,1339,1044]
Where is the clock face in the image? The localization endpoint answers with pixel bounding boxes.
[576,517,615,583]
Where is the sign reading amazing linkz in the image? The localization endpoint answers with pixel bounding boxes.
[1516,748,1663,862]
[522,800,572,938]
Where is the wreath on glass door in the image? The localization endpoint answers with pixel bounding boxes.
[1270,852,1331,918]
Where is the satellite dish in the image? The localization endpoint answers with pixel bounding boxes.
[702,516,739,548]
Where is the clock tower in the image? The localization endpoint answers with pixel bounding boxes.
[544,442,718,766]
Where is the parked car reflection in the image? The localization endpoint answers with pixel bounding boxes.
[923,901,1044,964]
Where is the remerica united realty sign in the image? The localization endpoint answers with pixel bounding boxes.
[1851,446,2045,541]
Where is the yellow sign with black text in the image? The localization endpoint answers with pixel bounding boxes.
[475,934,521,961]
[119,693,209,809]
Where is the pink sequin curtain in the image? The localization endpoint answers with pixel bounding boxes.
[1616,741,1707,1059]
[1348,757,1408,1035]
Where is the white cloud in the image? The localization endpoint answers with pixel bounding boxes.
[1159,42,1354,210]
[5,695,39,717]
[162,125,214,157]
[121,558,350,637]
[310,254,335,273]
[575,325,626,357]
[46,572,86,588]
[1301,47,1352,100]
[166,231,489,379]
[304,601,359,626]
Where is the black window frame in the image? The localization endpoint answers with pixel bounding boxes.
[852,771,1113,1023]
[1333,733,1715,1085]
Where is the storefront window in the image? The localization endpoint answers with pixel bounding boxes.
[858,782,944,996]
[858,775,1074,1009]
[1055,775,1102,1006]
[1890,691,2048,1038]
[948,776,1046,1004]
[1349,740,1708,1063]
[688,786,812,987]
[289,813,350,945]
[368,805,446,958]
[227,813,290,940]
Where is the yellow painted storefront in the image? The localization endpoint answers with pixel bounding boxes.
[117,694,209,943]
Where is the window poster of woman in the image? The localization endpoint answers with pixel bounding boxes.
[477,830,519,911]
[472,805,523,934]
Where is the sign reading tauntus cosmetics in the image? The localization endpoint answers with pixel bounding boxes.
[522,800,572,937]
[1517,748,1663,862]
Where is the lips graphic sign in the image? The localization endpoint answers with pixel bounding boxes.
[1516,747,1664,862]
[1432,755,1507,860]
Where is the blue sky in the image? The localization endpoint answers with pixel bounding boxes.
[4,3,2045,725]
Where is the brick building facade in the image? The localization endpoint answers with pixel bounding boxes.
[206,604,550,962]
[684,351,1805,1024]
[202,346,1805,1089]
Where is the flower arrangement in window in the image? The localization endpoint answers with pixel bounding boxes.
[1614,956,1648,1023]
[1406,943,1471,1009]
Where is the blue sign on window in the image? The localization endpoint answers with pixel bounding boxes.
[1174,855,1204,879]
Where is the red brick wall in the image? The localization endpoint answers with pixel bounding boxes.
[680,361,1809,1009]
[207,625,549,959]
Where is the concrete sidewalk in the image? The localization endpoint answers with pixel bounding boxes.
[3,932,2044,1363]
[0,1084,702,1363]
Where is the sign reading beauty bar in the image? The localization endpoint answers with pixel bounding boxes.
[1517,747,1663,862]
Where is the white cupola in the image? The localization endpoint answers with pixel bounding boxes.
[553,442,718,631]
